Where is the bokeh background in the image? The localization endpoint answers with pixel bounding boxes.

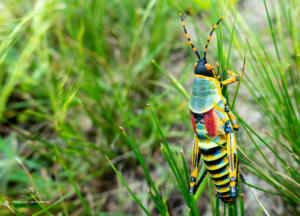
[0,0,299,215]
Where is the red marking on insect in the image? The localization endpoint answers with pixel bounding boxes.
[190,111,197,134]
[204,109,217,138]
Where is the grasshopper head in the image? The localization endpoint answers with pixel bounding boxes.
[194,59,216,77]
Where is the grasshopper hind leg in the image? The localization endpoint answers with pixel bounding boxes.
[189,135,202,194]
[238,162,246,189]
[227,132,238,197]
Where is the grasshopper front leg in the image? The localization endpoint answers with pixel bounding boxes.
[225,103,239,131]
[220,69,240,130]
[221,69,240,86]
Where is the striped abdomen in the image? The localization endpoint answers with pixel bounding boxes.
[201,143,235,203]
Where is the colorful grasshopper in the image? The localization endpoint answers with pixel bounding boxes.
[179,13,240,203]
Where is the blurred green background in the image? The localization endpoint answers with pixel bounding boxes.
[0,0,299,215]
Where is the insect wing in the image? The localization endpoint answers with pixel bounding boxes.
[190,111,197,134]
[204,109,217,138]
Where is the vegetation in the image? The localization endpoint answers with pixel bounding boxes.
[0,0,298,215]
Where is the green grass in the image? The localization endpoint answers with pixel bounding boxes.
[223,0,300,211]
[0,0,299,215]
[110,0,299,214]
[110,103,244,215]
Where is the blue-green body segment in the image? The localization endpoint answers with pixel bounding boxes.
[189,76,222,114]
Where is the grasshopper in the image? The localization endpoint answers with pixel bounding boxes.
[179,13,241,203]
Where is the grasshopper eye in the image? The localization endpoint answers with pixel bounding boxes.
[205,64,212,70]
[193,63,197,69]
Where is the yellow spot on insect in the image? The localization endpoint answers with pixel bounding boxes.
[214,105,222,111]
[190,181,195,186]
[206,41,209,45]
[179,12,183,16]
[189,41,192,44]
[185,33,189,38]
[208,35,212,40]
[181,21,185,26]
[230,181,236,187]
[193,47,197,51]
[221,16,224,20]
[215,179,230,186]
[219,187,230,193]
[204,48,207,52]
[213,24,217,29]
[212,171,228,178]
[203,155,214,160]
[191,169,198,176]
[188,7,194,15]
[212,69,217,75]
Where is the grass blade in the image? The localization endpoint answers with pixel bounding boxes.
[106,156,150,216]
[119,127,165,213]
[54,145,92,216]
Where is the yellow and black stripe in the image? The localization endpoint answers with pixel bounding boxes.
[203,16,224,61]
[201,143,236,203]
[179,12,201,59]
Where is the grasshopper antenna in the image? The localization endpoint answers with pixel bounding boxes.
[203,16,224,61]
[179,12,201,59]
